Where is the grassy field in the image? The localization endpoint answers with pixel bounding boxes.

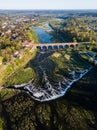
[4,67,36,86]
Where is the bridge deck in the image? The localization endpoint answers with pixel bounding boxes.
[32,42,78,49]
[23,41,78,49]
[33,42,78,46]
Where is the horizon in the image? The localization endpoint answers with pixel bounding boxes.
[0,8,97,11]
[0,0,97,10]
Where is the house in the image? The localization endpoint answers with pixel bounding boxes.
[6,29,11,34]
[2,25,6,29]
[13,51,23,59]
[13,51,19,58]
[22,40,34,47]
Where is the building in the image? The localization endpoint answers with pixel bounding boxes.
[22,40,34,47]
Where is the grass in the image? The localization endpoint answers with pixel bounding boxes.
[49,49,90,80]
[0,89,19,100]
[30,30,39,43]
[1,49,37,87]
[4,67,36,86]
[0,118,4,130]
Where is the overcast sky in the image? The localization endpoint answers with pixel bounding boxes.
[0,0,97,10]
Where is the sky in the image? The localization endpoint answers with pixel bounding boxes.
[0,0,97,10]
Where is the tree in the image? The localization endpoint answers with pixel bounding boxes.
[15,41,22,50]
[73,37,77,43]
[6,47,12,54]
[11,46,15,53]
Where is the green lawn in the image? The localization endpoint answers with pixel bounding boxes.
[4,67,36,86]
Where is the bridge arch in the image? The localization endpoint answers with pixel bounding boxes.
[59,45,63,49]
[37,46,41,50]
[64,45,69,49]
[76,44,78,48]
[42,46,47,50]
[48,45,53,50]
[70,45,74,48]
[53,45,58,49]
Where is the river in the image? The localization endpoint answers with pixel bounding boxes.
[7,20,93,102]
[33,23,53,43]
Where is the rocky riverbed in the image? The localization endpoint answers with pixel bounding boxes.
[7,68,92,102]
[7,50,92,102]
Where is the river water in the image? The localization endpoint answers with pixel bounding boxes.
[33,18,66,43]
[33,23,53,43]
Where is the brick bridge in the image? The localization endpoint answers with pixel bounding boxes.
[32,42,78,50]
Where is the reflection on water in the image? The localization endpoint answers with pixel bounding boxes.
[33,23,53,43]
